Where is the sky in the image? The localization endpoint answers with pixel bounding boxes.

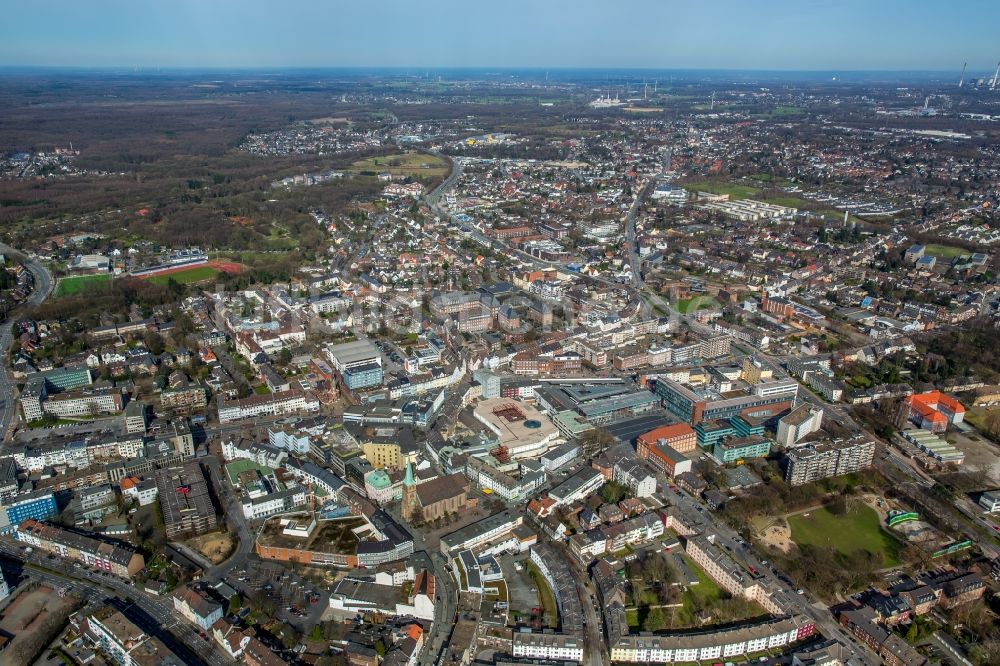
[0,0,997,72]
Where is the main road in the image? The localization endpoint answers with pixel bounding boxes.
[621,185,879,663]
[0,244,53,441]
[0,538,232,665]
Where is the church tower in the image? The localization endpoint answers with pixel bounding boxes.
[402,462,421,522]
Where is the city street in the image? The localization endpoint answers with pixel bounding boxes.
[0,539,231,665]
[0,244,53,441]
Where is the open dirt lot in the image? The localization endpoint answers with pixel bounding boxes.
[0,585,77,666]
[185,531,235,564]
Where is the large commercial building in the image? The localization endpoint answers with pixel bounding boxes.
[473,398,562,461]
[655,376,797,425]
[637,423,697,455]
[549,468,604,507]
[155,462,218,538]
[43,386,125,418]
[30,365,94,392]
[326,340,384,391]
[783,436,876,486]
[217,389,319,423]
[19,366,95,421]
[465,456,545,502]
[439,510,531,555]
[255,505,413,569]
[0,491,58,532]
[355,425,420,471]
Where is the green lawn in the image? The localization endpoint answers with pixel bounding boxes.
[683,181,760,199]
[756,195,810,209]
[788,505,902,566]
[348,151,449,178]
[146,265,221,285]
[674,296,721,314]
[924,243,968,259]
[225,460,274,486]
[684,554,725,605]
[768,105,805,117]
[54,273,111,297]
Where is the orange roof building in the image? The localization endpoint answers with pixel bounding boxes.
[636,423,697,455]
[905,391,965,433]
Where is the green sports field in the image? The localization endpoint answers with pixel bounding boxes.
[788,505,901,566]
[923,243,967,259]
[55,273,111,297]
[145,265,221,285]
[683,181,759,199]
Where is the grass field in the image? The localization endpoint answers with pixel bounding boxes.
[684,181,759,199]
[674,296,721,314]
[788,505,901,566]
[924,243,968,259]
[145,265,221,285]
[684,554,725,605]
[54,273,111,297]
[348,151,449,178]
[757,195,811,209]
[768,105,805,117]
[749,173,792,186]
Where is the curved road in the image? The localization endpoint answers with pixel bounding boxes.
[0,244,53,441]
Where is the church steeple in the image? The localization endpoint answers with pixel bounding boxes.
[402,462,420,522]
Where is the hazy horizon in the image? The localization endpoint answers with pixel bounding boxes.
[2,0,997,72]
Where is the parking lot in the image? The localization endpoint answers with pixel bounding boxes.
[495,553,541,621]
[227,561,327,630]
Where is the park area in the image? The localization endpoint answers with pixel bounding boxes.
[625,551,763,632]
[54,273,111,296]
[348,151,449,179]
[787,504,902,567]
[673,295,721,314]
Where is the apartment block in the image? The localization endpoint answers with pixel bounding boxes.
[16,519,145,577]
[784,436,876,486]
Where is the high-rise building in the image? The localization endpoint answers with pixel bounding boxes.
[784,436,875,486]
[775,404,823,447]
